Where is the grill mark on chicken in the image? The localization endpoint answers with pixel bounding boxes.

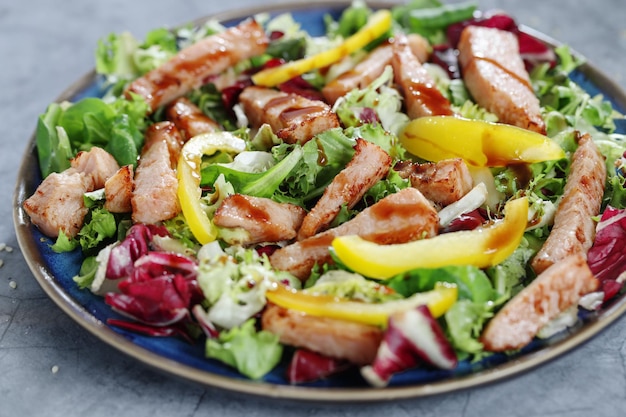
[213,194,306,245]
[131,123,182,224]
[165,97,220,140]
[125,19,268,112]
[391,34,454,119]
[531,133,606,273]
[262,303,383,365]
[395,158,473,207]
[481,253,599,351]
[297,139,392,240]
[458,26,546,134]
[270,187,438,280]
[239,86,340,144]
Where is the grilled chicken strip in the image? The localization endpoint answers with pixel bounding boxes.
[213,194,306,245]
[481,253,599,351]
[125,19,269,112]
[322,34,430,105]
[262,303,383,365]
[531,133,606,273]
[131,122,182,224]
[458,26,546,134]
[270,187,438,280]
[166,97,220,140]
[391,34,454,118]
[395,158,473,207]
[297,139,392,240]
[322,44,393,106]
[238,86,340,144]
[24,147,120,238]
[104,165,134,214]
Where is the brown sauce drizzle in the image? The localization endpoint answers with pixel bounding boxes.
[471,56,534,92]
[407,82,454,116]
[232,195,269,223]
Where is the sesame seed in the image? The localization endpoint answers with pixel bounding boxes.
[9,280,17,289]
[0,260,4,268]
[0,243,5,251]
[51,365,59,374]
[5,246,13,253]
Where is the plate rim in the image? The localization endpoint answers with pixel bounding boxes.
[12,0,626,403]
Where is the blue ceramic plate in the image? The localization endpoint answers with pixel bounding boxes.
[13,0,626,402]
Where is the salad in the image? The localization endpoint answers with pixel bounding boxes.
[22,0,626,388]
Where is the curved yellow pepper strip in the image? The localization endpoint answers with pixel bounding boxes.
[332,197,529,280]
[252,9,392,87]
[399,116,565,167]
[177,132,246,244]
[265,282,458,328]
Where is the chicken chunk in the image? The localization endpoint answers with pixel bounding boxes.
[165,97,221,140]
[238,86,340,144]
[391,34,454,118]
[481,253,599,351]
[395,158,473,207]
[125,19,269,112]
[104,165,134,214]
[262,303,383,365]
[70,146,120,189]
[458,26,546,134]
[297,139,392,240]
[531,133,606,273]
[23,169,92,238]
[213,194,306,245]
[270,187,438,280]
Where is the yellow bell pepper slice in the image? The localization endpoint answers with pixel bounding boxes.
[177,131,246,244]
[399,116,565,167]
[265,282,458,328]
[251,9,392,87]
[332,197,529,279]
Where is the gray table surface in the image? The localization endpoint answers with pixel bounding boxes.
[2,0,625,416]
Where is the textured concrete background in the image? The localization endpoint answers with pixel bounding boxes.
[2,1,625,416]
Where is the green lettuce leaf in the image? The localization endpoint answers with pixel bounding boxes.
[205,319,283,380]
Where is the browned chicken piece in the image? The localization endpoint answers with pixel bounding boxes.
[297,139,392,240]
[238,86,340,145]
[322,34,430,105]
[395,158,473,207]
[142,121,185,169]
[70,146,120,189]
[531,133,606,273]
[270,187,438,280]
[391,34,454,119]
[481,253,599,351]
[458,26,546,134]
[125,19,269,112]
[23,170,93,238]
[104,165,134,214]
[165,97,220,140]
[131,125,181,224]
[322,43,393,105]
[262,303,383,365]
[213,194,306,245]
